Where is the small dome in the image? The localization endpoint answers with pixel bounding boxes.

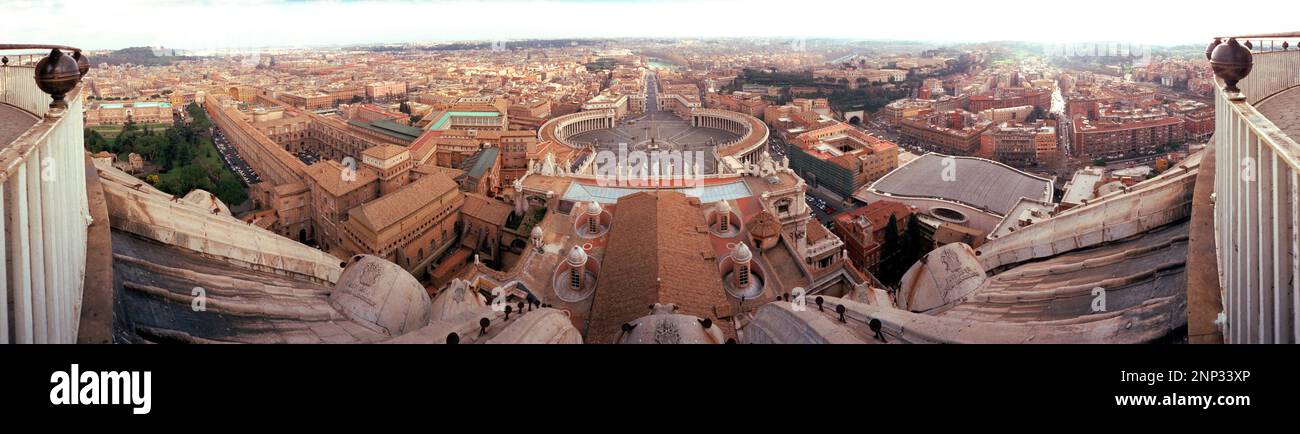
[732,242,753,262]
[748,210,781,239]
[531,225,544,237]
[330,255,432,337]
[618,311,726,344]
[429,278,489,324]
[716,200,731,213]
[567,245,588,267]
[182,189,231,216]
[585,201,602,215]
[486,308,583,344]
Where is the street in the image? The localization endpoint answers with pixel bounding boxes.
[211,127,262,185]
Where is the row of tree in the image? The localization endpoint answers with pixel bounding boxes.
[876,214,926,287]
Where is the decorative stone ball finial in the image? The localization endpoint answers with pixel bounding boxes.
[34,49,81,110]
[1,56,8,66]
[1205,38,1220,61]
[73,50,90,78]
[1211,38,1253,96]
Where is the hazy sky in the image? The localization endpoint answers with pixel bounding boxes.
[4,0,1299,50]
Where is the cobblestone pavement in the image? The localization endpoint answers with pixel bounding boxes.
[0,103,39,147]
[1256,87,1300,140]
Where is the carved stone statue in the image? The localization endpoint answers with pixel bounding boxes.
[540,152,557,177]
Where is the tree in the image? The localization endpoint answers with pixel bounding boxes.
[84,129,108,153]
[1026,106,1046,123]
[186,102,211,132]
[214,171,248,205]
[883,214,900,248]
[1154,158,1170,173]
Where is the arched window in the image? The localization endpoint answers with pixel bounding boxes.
[570,268,582,290]
[776,199,792,215]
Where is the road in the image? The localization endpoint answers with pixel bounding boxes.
[211,127,262,185]
[803,186,845,226]
[644,70,659,112]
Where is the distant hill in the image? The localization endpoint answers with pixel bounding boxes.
[93,47,196,66]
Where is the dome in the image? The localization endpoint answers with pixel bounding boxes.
[618,307,726,344]
[531,225,544,237]
[329,255,432,336]
[566,245,588,267]
[716,199,731,213]
[182,189,231,216]
[429,278,489,324]
[897,243,986,312]
[748,210,781,238]
[732,242,752,262]
[585,201,602,215]
[742,300,868,344]
[486,308,583,344]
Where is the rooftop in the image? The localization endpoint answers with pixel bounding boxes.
[459,146,500,179]
[561,179,753,204]
[461,193,512,225]
[0,103,38,147]
[349,119,423,142]
[429,110,500,130]
[587,191,732,343]
[865,153,1053,216]
[349,172,459,231]
[305,160,378,196]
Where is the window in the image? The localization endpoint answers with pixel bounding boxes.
[776,199,791,215]
[570,268,582,290]
[737,264,749,286]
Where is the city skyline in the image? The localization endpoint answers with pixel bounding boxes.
[6,0,1300,50]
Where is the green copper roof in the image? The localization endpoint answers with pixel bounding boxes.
[430,111,499,130]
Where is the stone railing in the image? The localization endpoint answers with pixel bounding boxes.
[1208,35,1300,343]
[0,46,92,344]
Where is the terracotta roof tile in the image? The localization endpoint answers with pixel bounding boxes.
[306,160,378,196]
[588,192,731,343]
[461,193,512,225]
[348,172,460,231]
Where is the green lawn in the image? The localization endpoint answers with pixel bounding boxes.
[89,123,173,141]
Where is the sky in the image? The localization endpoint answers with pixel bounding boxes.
[3,0,1300,50]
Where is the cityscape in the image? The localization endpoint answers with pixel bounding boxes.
[0,0,1296,346]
